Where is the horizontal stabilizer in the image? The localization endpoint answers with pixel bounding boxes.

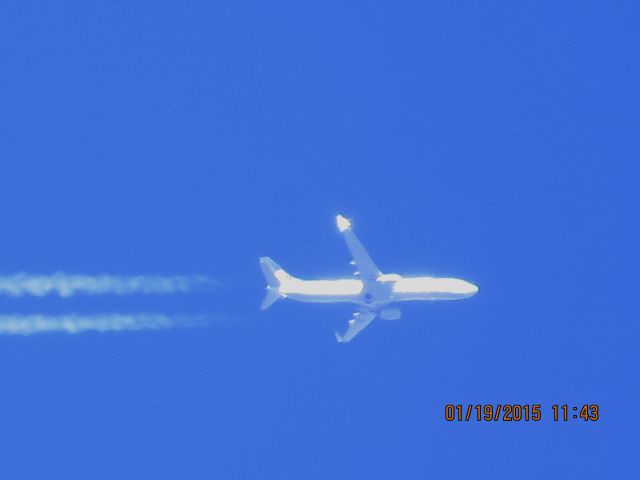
[259,257,288,310]
[260,257,283,286]
[260,286,281,310]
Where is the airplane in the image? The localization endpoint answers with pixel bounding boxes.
[259,214,478,342]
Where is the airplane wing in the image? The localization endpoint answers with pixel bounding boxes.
[335,309,376,343]
[336,214,381,280]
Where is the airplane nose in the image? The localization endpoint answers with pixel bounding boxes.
[467,282,479,295]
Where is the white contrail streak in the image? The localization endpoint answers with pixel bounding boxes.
[0,313,206,335]
[0,273,215,297]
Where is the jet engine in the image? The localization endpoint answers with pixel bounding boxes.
[379,307,402,320]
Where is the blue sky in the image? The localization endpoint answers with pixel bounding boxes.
[0,1,638,478]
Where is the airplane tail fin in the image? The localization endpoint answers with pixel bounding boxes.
[259,257,287,310]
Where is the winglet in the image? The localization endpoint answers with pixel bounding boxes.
[334,331,344,343]
[336,214,351,232]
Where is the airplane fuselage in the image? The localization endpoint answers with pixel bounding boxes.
[279,274,478,305]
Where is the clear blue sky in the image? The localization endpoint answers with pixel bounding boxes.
[0,1,638,478]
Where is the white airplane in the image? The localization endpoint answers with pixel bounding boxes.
[259,214,478,342]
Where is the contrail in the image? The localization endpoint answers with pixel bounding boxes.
[0,273,215,297]
[0,313,207,335]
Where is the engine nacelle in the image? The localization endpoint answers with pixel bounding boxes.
[379,307,402,320]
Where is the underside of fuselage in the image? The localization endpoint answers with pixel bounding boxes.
[278,275,478,304]
[280,278,363,303]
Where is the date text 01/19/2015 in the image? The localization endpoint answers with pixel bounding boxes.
[444,404,599,422]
